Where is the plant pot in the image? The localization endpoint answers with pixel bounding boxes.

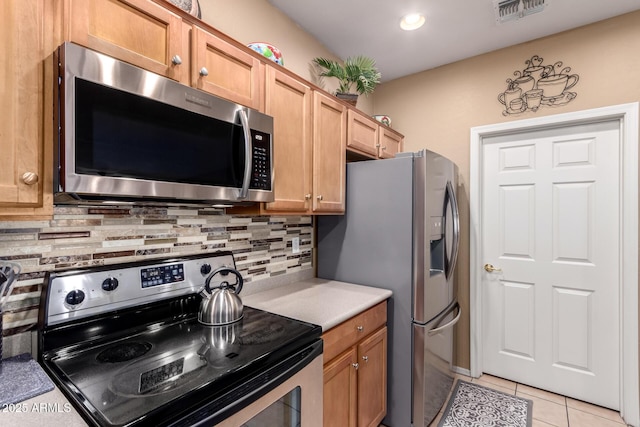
[336,92,358,106]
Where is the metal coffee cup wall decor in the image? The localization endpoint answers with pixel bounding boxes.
[498,55,579,116]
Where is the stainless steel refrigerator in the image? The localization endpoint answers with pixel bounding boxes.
[317,149,461,427]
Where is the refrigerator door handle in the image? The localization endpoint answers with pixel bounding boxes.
[444,180,461,280]
[428,301,461,336]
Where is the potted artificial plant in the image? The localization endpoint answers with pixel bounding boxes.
[312,55,381,106]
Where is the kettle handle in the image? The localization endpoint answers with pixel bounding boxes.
[204,266,243,295]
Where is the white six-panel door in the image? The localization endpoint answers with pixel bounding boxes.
[481,120,621,409]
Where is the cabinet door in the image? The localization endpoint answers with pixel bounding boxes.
[192,26,262,110]
[378,127,403,159]
[312,92,346,213]
[347,109,379,158]
[65,0,186,82]
[323,348,358,427]
[0,0,53,216]
[357,327,387,427]
[264,67,313,212]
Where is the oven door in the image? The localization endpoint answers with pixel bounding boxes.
[176,339,323,427]
[216,352,323,427]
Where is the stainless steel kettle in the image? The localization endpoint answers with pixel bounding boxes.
[198,266,244,325]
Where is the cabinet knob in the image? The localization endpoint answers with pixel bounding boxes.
[171,55,182,65]
[381,146,387,151]
[21,172,39,185]
[352,363,359,370]
[199,67,209,77]
[356,325,364,332]
[304,194,311,200]
[362,356,369,363]
[375,143,381,148]
[316,195,323,201]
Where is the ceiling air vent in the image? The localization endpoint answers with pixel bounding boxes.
[495,0,547,23]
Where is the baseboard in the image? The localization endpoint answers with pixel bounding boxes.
[452,365,472,378]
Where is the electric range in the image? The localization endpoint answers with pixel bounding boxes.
[37,252,322,427]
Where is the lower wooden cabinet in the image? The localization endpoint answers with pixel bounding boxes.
[357,327,387,427]
[323,347,358,427]
[322,302,388,427]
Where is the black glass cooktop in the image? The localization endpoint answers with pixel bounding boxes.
[46,306,320,427]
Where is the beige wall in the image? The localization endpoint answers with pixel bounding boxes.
[198,0,374,113]
[373,11,640,369]
[198,0,640,370]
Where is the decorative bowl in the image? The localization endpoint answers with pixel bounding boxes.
[164,0,201,19]
[373,115,392,127]
[247,42,284,66]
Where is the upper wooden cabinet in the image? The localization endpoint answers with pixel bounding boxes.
[347,109,404,159]
[231,76,345,216]
[62,0,188,83]
[0,0,55,218]
[191,25,263,110]
[347,109,379,158]
[263,67,313,212]
[378,127,403,159]
[4,0,400,220]
[313,92,347,214]
[63,0,263,108]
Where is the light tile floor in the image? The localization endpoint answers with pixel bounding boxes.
[424,374,630,427]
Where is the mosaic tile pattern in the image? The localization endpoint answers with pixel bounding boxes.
[0,206,313,338]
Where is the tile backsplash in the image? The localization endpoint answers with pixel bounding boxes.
[0,205,313,338]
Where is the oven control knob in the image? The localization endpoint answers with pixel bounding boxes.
[101,277,119,292]
[200,264,212,275]
[65,289,85,306]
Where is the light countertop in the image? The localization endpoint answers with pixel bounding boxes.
[242,277,392,331]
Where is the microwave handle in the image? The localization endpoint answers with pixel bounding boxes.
[238,109,252,200]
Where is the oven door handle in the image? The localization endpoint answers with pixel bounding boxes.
[238,108,252,200]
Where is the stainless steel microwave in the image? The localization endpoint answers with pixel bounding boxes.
[53,42,274,206]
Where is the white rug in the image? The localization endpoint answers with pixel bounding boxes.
[438,380,533,427]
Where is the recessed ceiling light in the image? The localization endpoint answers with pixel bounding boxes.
[400,13,425,31]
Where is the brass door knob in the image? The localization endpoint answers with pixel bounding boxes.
[484,263,503,273]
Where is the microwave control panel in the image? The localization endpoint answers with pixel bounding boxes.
[250,130,272,190]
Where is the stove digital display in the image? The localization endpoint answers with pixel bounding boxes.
[140,263,184,288]
[139,357,184,394]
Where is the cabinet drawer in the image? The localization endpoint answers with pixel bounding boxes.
[322,301,386,362]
